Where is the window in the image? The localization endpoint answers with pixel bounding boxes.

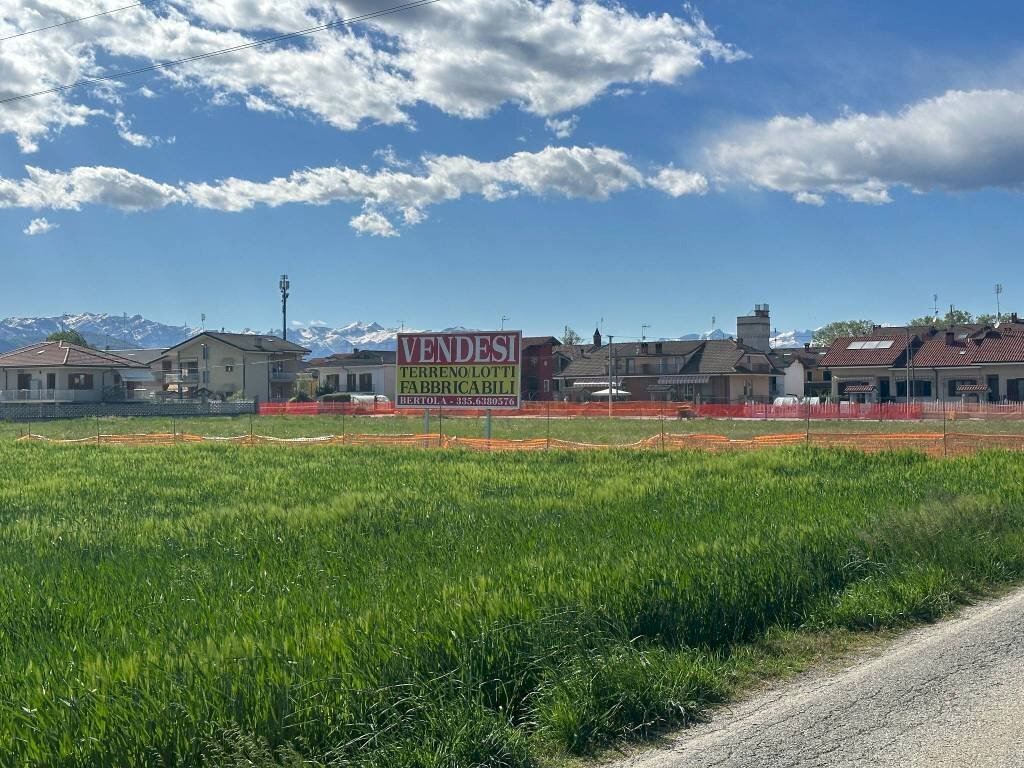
[823,370,832,382]
[346,373,357,391]
[896,380,932,398]
[806,370,813,382]
[948,379,977,397]
[543,380,550,392]
[68,373,94,390]
[359,373,373,391]
[222,358,235,373]
[201,344,209,360]
[46,373,56,389]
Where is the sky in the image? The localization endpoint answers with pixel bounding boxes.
[2,0,1023,338]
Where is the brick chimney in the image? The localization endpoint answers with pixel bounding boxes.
[593,327,602,347]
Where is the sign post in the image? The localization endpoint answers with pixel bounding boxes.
[395,330,522,412]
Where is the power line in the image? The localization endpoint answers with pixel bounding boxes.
[0,2,146,43]
[0,0,440,106]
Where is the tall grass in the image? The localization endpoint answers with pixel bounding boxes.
[1,444,1023,766]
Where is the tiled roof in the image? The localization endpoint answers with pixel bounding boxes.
[910,335,980,368]
[164,332,310,355]
[820,334,910,368]
[105,348,168,365]
[521,336,560,349]
[973,332,1024,363]
[0,341,147,368]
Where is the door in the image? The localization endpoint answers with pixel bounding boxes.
[878,379,890,401]
[987,375,999,402]
[46,373,56,391]
[1009,379,1022,402]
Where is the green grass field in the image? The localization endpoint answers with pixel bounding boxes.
[4,412,1024,444]
[3,443,1024,766]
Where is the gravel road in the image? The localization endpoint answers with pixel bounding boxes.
[610,587,1024,768]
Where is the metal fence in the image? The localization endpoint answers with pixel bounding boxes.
[0,400,256,422]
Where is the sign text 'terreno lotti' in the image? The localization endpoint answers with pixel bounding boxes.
[395,331,522,409]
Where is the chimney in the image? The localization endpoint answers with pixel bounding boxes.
[736,304,771,353]
[945,331,955,345]
[804,342,811,350]
[593,327,602,347]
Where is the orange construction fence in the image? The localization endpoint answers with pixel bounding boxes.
[16,431,1024,457]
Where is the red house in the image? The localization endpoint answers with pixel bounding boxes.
[520,336,561,401]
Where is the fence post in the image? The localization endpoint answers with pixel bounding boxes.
[438,407,443,448]
[546,400,551,450]
[805,398,810,444]
[95,413,100,445]
[943,398,948,457]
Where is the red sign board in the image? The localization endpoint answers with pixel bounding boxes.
[396,331,522,409]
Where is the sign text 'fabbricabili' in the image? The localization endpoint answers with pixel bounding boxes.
[396,331,522,409]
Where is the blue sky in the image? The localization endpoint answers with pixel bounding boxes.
[2,0,1023,338]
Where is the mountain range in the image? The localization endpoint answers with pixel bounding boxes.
[0,313,816,357]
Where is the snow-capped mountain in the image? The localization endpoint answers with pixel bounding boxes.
[0,313,199,352]
[0,313,818,357]
[770,328,816,348]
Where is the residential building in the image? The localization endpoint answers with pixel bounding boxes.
[158,332,310,401]
[521,336,561,400]
[306,349,397,400]
[772,344,830,398]
[554,309,783,403]
[0,341,149,402]
[822,318,1024,402]
[104,348,168,399]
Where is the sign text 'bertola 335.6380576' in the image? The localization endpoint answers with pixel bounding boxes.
[395,331,522,409]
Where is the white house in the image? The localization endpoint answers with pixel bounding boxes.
[0,341,150,402]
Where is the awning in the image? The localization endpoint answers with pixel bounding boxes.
[955,384,989,393]
[647,384,673,392]
[572,378,622,388]
[591,388,630,397]
[844,384,877,393]
[657,374,711,385]
[118,369,157,382]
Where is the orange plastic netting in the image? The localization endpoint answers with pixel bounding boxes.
[15,431,1024,456]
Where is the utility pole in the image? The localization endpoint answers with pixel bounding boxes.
[201,313,206,331]
[279,274,290,341]
[607,334,614,417]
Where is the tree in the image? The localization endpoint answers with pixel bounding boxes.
[812,320,875,347]
[561,326,582,346]
[908,308,975,329]
[46,330,89,347]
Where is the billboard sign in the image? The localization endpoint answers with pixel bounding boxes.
[396,331,522,409]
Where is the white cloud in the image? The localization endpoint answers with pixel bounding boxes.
[545,114,579,139]
[350,209,397,237]
[22,217,57,235]
[0,0,744,151]
[0,166,188,211]
[646,166,708,197]
[708,89,1024,204]
[0,145,703,235]
[113,112,166,148]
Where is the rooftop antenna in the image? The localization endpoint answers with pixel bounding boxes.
[501,315,509,330]
[641,324,650,343]
[398,320,405,332]
[279,274,290,340]
[200,313,206,331]
[932,293,939,317]
[996,283,1003,321]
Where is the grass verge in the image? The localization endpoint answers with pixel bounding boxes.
[1,444,1023,766]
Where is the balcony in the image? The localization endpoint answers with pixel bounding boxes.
[0,389,112,403]
[270,371,296,382]
[164,371,199,384]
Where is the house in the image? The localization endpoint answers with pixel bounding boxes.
[520,336,561,401]
[104,348,168,399]
[772,344,830,398]
[0,341,149,402]
[157,332,310,401]
[306,349,397,400]
[822,319,1024,402]
[554,308,783,403]
[904,327,1024,402]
